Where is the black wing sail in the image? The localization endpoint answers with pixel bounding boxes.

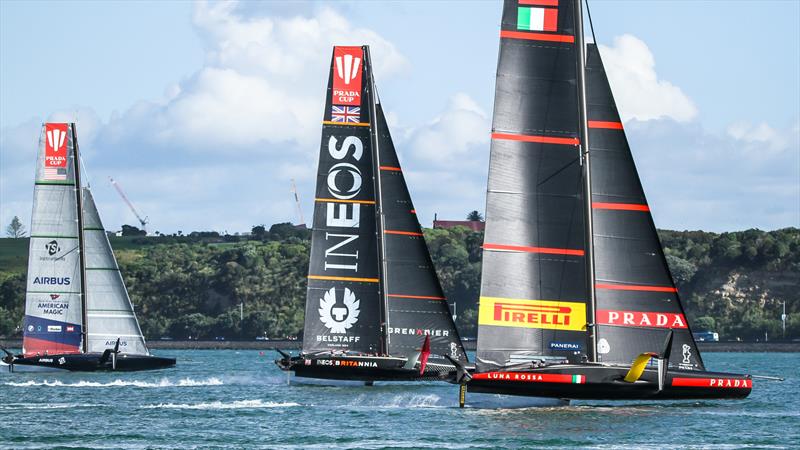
[586,44,705,370]
[303,46,382,355]
[476,0,589,371]
[374,102,467,363]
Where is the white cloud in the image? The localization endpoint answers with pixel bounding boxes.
[599,34,698,123]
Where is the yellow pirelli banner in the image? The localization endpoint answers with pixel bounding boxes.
[478,297,587,331]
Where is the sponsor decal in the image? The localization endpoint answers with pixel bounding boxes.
[27,325,34,332]
[32,276,71,286]
[66,326,75,332]
[517,6,558,32]
[331,105,361,123]
[58,357,66,365]
[682,344,692,364]
[304,358,311,366]
[319,287,360,334]
[596,309,687,329]
[47,325,62,332]
[316,359,377,368]
[332,46,363,106]
[478,297,586,331]
[50,294,60,300]
[37,299,69,316]
[39,240,67,261]
[388,327,450,337]
[597,338,611,354]
[327,162,362,200]
[549,341,582,351]
[44,123,69,180]
[472,372,586,384]
[450,342,459,358]
[671,377,752,389]
[38,358,54,363]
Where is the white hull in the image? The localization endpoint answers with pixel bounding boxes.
[465,391,569,408]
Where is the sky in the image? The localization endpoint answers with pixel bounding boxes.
[1,0,798,235]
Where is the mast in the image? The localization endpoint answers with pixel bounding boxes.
[573,0,597,362]
[365,46,390,356]
[71,123,89,354]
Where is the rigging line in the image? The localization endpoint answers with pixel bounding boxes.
[585,0,598,45]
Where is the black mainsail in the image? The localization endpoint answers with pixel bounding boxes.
[3,123,174,373]
[462,0,751,402]
[280,46,466,382]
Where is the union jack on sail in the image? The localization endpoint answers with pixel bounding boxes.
[331,105,361,123]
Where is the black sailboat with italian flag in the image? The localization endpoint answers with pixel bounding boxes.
[450,0,753,404]
[275,46,467,383]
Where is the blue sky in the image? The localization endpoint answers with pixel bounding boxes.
[1,0,798,234]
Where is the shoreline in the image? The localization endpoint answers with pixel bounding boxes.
[1,339,798,353]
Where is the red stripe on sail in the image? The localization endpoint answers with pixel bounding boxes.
[592,202,650,212]
[484,243,584,256]
[388,294,446,300]
[500,30,575,43]
[385,230,423,236]
[596,283,677,293]
[380,166,401,171]
[410,209,416,214]
[492,132,579,146]
[519,0,559,6]
[588,121,624,130]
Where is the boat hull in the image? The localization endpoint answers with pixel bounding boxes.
[467,364,752,400]
[5,353,175,373]
[276,354,457,383]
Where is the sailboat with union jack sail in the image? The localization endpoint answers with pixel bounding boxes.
[445,0,753,405]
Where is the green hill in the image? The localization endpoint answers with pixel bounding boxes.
[1,224,797,341]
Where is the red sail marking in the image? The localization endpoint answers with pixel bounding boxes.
[379,166,401,171]
[500,30,575,44]
[484,243,584,256]
[419,335,431,375]
[588,120,624,130]
[519,0,559,6]
[388,294,445,300]
[472,372,586,384]
[596,309,688,329]
[22,337,81,357]
[332,46,363,106]
[595,283,676,293]
[672,377,752,389]
[410,209,416,214]
[492,132,579,146]
[592,202,650,212]
[384,230,423,236]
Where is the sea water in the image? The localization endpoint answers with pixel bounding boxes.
[0,351,796,449]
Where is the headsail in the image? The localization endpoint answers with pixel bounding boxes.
[375,103,467,362]
[82,188,149,355]
[303,46,382,354]
[476,0,589,371]
[586,44,704,370]
[23,123,83,356]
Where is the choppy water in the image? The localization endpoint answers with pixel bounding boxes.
[0,351,796,449]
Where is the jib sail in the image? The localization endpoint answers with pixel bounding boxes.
[586,44,704,370]
[375,101,467,363]
[303,46,382,354]
[82,188,149,355]
[23,123,84,356]
[476,0,590,371]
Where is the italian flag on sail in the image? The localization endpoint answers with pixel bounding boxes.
[517,6,558,32]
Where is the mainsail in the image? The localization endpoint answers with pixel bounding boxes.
[23,123,149,357]
[586,44,703,370]
[476,0,589,371]
[302,46,465,362]
[23,123,83,356]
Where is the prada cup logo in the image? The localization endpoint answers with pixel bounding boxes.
[47,128,66,152]
[327,162,362,200]
[319,287,360,334]
[682,344,692,364]
[45,240,60,256]
[335,53,361,85]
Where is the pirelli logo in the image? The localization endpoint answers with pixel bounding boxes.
[478,297,586,331]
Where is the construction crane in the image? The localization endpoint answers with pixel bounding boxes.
[109,177,149,232]
[290,179,306,227]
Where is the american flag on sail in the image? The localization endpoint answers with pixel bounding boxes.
[44,167,67,181]
[331,105,361,123]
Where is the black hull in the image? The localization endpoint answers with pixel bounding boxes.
[467,364,752,400]
[276,355,456,382]
[8,353,175,372]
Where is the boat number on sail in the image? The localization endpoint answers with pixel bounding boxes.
[596,309,688,329]
[319,287,360,336]
[478,297,586,331]
[44,123,68,168]
[332,46,363,106]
